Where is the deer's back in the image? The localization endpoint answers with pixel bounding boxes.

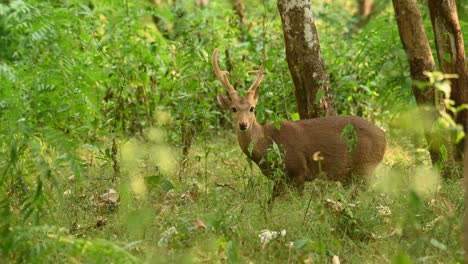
[264,115,386,181]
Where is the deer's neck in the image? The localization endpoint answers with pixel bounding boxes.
[237,121,265,162]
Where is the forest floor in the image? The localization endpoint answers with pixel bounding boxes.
[50,130,464,263]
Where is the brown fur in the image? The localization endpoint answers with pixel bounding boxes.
[237,116,386,190]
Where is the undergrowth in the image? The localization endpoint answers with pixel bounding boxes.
[0,0,465,263]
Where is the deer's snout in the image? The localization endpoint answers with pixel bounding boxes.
[239,122,248,131]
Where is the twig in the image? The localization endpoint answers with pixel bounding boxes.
[215,182,237,192]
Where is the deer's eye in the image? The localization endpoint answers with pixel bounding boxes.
[231,107,237,113]
[249,107,255,112]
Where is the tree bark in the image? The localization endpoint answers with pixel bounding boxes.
[392,0,441,164]
[465,139,468,263]
[428,0,468,158]
[358,0,373,16]
[231,0,246,24]
[354,0,377,30]
[194,0,209,8]
[277,0,337,119]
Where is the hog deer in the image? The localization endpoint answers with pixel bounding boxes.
[212,49,386,197]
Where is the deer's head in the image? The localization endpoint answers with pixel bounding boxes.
[212,49,265,132]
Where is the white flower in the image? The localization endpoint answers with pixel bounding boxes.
[332,255,341,264]
[259,229,273,247]
[377,205,392,217]
[259,229,286,248]
[280,229,286,237]
[63,189,72,197]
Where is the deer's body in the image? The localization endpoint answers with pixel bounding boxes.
[237,116,386,188]
[212,49,386,195]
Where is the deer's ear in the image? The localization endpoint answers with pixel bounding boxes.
[217,93,231,109]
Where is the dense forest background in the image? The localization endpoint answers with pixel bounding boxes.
[0,0,467,263]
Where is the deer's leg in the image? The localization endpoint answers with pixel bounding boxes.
[272,179,286,198]
[285,163,307,195]
[288,173,305,195]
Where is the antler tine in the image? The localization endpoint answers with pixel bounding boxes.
[212,49,237,96]
[246,50,267,96]
[246,65,265,96]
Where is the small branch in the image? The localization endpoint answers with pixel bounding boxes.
[215,182,237,192]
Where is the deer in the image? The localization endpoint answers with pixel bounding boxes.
[212,49,386,198]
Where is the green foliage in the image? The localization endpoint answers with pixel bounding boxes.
[340,123,358,152]
[425,71,467,143]
[0,0,465,262]
[261,141,286,181]
[4,225,140,263]
[321,3,412,119]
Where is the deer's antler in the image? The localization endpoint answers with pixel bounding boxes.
[212,49,238,98]
[246,66,265,97]
[246,51,266,98]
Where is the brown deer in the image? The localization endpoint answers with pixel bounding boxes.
[212,49,386,197]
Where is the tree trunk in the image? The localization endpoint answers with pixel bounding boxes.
[428,0,468,158]
[277,0,337,119]
[392,0,441,164]
[358,0,373,16]
[465,138,468,263]
[354,0,376,30]
[194,0,209,8]
[231,0,246,24]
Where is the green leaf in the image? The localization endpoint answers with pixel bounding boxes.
[144,175,161,187]
[83,144,100,153]
[408,191,423,209]
[391,251,413,264]
[57,103,70,113]
[315,90,325,104]
[455,131,465,143]
[340,123,358,152]
[294,239,309,249]
[226,240,240,263]
[264,59,274,71]
[430,238,447,251]
[160,179,174,192]
[443,52,452,63]
[291,112,300,121]
[439,144,448,162]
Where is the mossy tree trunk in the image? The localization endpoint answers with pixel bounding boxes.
[277,0,337,119]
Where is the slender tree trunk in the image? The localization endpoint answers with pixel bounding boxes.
[194,0,209,8]
[358,0,373,16]
[231,0,246,24]
[354,0,377,30]
[465,138,468,263]
[428,0,468,158]
[392,0,441,164]
[277,0,337,119]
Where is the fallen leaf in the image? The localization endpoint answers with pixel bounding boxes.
[324,199,344,212]
[100,188,119,204]
[193,219,206,230]
[303,256,314,264]
[64,189,72,197]
[95,216,107,229]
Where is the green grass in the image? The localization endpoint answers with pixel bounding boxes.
[44,130,464,263]
[1,0,466,263]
